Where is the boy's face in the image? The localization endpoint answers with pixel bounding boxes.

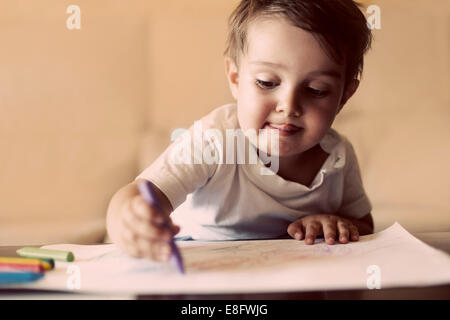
[226,17,359,157]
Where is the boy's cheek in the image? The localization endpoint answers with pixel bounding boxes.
[238,103,269,130]
[303,111,335,135]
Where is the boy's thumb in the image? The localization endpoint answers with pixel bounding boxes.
[287,220,303,240]
[169,222,180,235]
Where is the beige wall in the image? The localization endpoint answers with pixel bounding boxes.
[0,0,449,244]
[334,0,450,232]
[0,1,149,244]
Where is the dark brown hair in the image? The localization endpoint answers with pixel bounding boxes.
[224,0,373,85]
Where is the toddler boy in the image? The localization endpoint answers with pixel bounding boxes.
[107,0,374,261]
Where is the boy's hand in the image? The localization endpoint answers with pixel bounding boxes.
[287,214,359,245]
[117,194,180,261]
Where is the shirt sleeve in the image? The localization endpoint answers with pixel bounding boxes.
[136,120,220,210]
[339,139,372,219]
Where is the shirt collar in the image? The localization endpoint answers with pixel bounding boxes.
[320,128,346,170]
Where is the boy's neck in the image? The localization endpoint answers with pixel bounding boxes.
[262,144,329,186]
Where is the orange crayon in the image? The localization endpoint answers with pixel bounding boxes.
[0,257,51,271]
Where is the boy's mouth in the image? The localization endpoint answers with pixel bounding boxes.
[263,122,302,136]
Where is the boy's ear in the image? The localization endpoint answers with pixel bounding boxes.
[224,56,239,100]
[337,79,360,114]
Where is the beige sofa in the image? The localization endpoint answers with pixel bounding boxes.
[1,0,449,245]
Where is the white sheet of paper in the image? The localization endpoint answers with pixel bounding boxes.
[6,222,450,294]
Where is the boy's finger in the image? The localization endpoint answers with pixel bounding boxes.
[122,209,150,235]
[123,245,141,258]
[126,243,142,258]
[130,195,153,222]
[118,229,142,258]
[128,237,163,261]
[121,229,172,262]
[287,220,304,240]
[171,224,181,235]
[150,216,179,236]
[122,210,172,241]
[349,224,359,241]
[305,222,320,245]
[144,239,172,262]
[322,222,337,245]
[167,218,180,232]
[130,195,169,228]
[121,222,137,244]
[337,220,349,243]
[136,209,172,233]
[134,237,155,259]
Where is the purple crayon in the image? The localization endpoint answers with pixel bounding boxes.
[137,180,185,274]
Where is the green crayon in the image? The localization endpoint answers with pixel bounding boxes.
[17,247,74,262]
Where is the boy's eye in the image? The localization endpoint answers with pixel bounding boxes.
[306,87,329,97]
[255,79,279,90]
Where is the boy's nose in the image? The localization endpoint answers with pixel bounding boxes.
[275,88,302,118]
[275,101,302,118]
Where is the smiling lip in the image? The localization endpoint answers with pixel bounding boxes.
[265,123,302,136]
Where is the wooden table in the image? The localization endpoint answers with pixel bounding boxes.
[1,232,449,300]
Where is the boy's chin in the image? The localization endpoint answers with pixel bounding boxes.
[254,145,296,158]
